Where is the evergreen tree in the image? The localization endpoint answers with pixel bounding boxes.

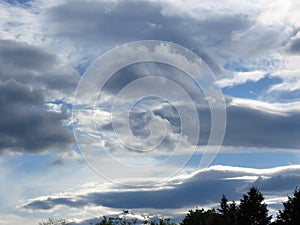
[38,218,70,225]
[238,187,272,225]
[228,201,238,225]
[181,208,225,225]
[219,195,229,217]
[218,195,238,225]
[275,188,300,225]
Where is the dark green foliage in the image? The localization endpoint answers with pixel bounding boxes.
[95,213,175,225]
[148,218,177,225]
[180,208,225,225]
[39,218,70,225]
[274,188,300,225]
[238,187,272,225]
[95,210,137,225]
[218,195,238,225]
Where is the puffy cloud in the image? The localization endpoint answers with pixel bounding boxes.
[0,79,73,154]
[217,71,266,88]
[0,31,80,155]
[0,39,80,99]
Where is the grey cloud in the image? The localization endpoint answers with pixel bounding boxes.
[97,99,300,151]
[0,39,80,97]
[24,200,53,211]
[223,105,300,149]
[199,103,300,149]
[46,1,186,44]
[46,0,300,151]
[254,175,300,193]
[0,78,43,105]
[22,166,300,211]
[22,168,245,210]
[150,101,300,149]
[0,39,56,71]
[288,38,300,54]
[45,0,252,47]
[0,79,73,154]
[0,39,78,154]
[45,0,256,75]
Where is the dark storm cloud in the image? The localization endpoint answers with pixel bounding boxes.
[23,166,300,211]
[0,79,73,154]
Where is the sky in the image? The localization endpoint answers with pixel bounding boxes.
[0,0,300,224]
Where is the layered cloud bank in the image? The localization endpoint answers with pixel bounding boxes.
[21,165,300,223]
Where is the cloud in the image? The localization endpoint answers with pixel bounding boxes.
[0,38,78,155]
[0,79,73,154]
[0,1,300,224]
[0,39,56,71]
[43,0,258,75]
[77,96,300,155]
[0,38,79,154]
[254,174,300,193]
[223,98,300,149]
[288,38,300,54]
[217,71,266,88]
[21,165,300,212]
[0,39,80,100]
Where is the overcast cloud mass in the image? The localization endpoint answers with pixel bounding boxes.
[0,0,300,224]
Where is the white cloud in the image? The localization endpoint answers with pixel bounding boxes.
[256,0,300,27]
[267,55,300,93]
[229,97,300,115]
[217,71,266,88]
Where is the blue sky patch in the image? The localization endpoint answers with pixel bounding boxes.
[222,76,282,99]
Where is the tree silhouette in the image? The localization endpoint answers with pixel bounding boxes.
[181,208,225,225]
[218,195,238,225]
[38,218,70,225]
[95,210,137,225]
[238,187,272,225]
[273,188,300,225]
[149,218,177,225]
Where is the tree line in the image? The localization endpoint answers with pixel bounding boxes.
[39,187,300,225]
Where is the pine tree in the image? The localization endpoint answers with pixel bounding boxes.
[275,188,300,225]
[238,187,272,225]
[228,201,238,225]
[218,195,238,225]
[181,208,225,225]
